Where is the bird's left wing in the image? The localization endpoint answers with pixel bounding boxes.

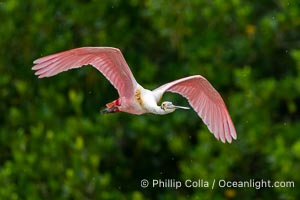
[153,75,236,143]
[32,47,137,98]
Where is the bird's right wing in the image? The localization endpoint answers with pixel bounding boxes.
[153,75,236,143]
[32,47,138,98]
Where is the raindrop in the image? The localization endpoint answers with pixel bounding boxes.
[271,16,275,20]
[285,50,289,54]
[160,171,163,175]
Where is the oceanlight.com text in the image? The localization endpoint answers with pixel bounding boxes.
[140,179,295,190]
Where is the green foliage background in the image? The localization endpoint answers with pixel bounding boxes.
[1,0,299,199]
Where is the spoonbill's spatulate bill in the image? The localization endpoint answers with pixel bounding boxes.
[32,47,237,143]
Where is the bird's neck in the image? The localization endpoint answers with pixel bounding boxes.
[151,106,174,115]
[137,86,174,115]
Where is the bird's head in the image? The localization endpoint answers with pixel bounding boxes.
[160,101,190,113]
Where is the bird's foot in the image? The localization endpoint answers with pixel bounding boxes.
[100,106,119,114]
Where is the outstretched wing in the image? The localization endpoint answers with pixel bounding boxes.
[153,75,236,143]
[32,47,138,98]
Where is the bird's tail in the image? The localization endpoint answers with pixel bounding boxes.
[106,98,120,108]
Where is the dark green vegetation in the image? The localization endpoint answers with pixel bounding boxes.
[1,0,299,199]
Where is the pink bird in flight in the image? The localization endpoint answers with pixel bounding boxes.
[32,47,236,143]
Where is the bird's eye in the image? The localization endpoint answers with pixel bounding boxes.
[161,103,166,110]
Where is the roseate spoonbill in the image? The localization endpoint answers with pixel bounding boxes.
[32,47,236,143]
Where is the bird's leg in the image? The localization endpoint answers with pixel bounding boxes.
[100,105,119,114]
[100,99,120,114]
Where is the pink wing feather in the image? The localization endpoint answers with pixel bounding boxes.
[32,47,137,98]
[154,75,236,143]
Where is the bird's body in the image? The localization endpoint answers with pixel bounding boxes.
[106,84,161,115]
[32,47,237,143]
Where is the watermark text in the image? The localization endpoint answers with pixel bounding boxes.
[140,178,295,190]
